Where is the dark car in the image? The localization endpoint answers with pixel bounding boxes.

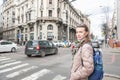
[92,41,100,48]
[25,40,58,57]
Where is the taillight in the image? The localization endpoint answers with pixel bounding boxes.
[72,45,75,49]
[36,45,40,50]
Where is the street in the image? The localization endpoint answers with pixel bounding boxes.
[0,46,120,80]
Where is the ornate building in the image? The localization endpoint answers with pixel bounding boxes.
[1,0,90,44]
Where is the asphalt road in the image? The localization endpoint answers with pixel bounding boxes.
[0,46,120,80]
[0,47,72,80]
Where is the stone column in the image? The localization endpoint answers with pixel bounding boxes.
[27,25,30,40]
[34,23,38,40]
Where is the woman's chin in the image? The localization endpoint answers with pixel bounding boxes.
[77,38,82,40]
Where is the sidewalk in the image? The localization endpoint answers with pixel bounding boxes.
[103,74,120,80]
[102,45,120,80]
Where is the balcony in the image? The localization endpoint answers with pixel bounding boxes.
[37,17,62,23]
[17,23,26,29]
[2,26,15,31]
[27,19,36,24]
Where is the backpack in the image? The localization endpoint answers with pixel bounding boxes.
[88,48,104,80]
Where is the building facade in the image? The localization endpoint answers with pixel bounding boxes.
[112,0,120,40]
[1,0,90,44]
[0,4,3,40]
[117,0,120,40]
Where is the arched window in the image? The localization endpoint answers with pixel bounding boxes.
[49,0,52,4]
[47,24,53,30]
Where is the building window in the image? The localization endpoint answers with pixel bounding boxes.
[40,32,42,39]
[41,0,43,5]
[49,0,52,4]
[30,33,34,40]
[25,34,27,41]
[21,14,24,22]
[41,11,43,17]
[26,4,28,8]
[48,10,52,17]
[47,32,53,40]
[47,24,53,30]
[29,12,31,20]
[18,16,20,23]
[30,27,34,32]
[40,25,42,30]
[22,6,24,11]
[21,29,24,33]
[25,28,27,33]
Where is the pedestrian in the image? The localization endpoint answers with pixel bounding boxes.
[70,24,94,80]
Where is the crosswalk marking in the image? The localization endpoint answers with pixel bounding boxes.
[1,60,16,64]
[0,58,11,62]
[0,57,6,59]
[6,66,38,78]
[0,61,21,69]
[21,69,51,80]
[0,57,68,80]
[0,63,29,74]
[53,75,67,80]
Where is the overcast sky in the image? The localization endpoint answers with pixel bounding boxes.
[71,0,114,39]
[0,0,3,5]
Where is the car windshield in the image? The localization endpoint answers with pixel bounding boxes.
[39,41,48,46]
[27,41,38,47]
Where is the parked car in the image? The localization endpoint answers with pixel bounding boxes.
[25,40,58,57]
[52,41,59,47]
[0,40,17,52]
[92,41,100,48]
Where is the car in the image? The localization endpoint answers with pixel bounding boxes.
[0,40,17,52]
[92,41,100,48]
[25,40,58,57]
[52,41,59,47]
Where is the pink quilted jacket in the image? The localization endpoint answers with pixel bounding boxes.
[70,44,94,80]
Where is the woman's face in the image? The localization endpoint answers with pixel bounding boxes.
[76,27,88,40]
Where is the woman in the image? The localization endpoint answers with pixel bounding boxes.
[70,24,94,80]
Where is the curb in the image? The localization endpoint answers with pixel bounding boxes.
[104,73,120,79]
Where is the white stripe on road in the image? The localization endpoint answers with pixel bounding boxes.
[53,75,67,80]
[1,60,16,64]
[6,66,38,78]
[0,58,11,61]
[0,61,21,69]
[0,57,6,59]
[0,63,29,74]
[21,69,51,80]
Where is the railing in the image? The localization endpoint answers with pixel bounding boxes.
[37,17,62,22]
[2,26,15,31]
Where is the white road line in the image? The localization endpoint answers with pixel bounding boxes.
[21,69,51,80]
[53,75,67,80]
[6,66,38,78]
[0,57,6,59]
[0,61,21,69]
[1,60,16,64]
[0,63,29,74]
[0,58,11,62]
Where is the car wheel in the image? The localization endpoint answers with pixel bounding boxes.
[11,47,16,52]
[41,52,45,57]
[27,54,32,57]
